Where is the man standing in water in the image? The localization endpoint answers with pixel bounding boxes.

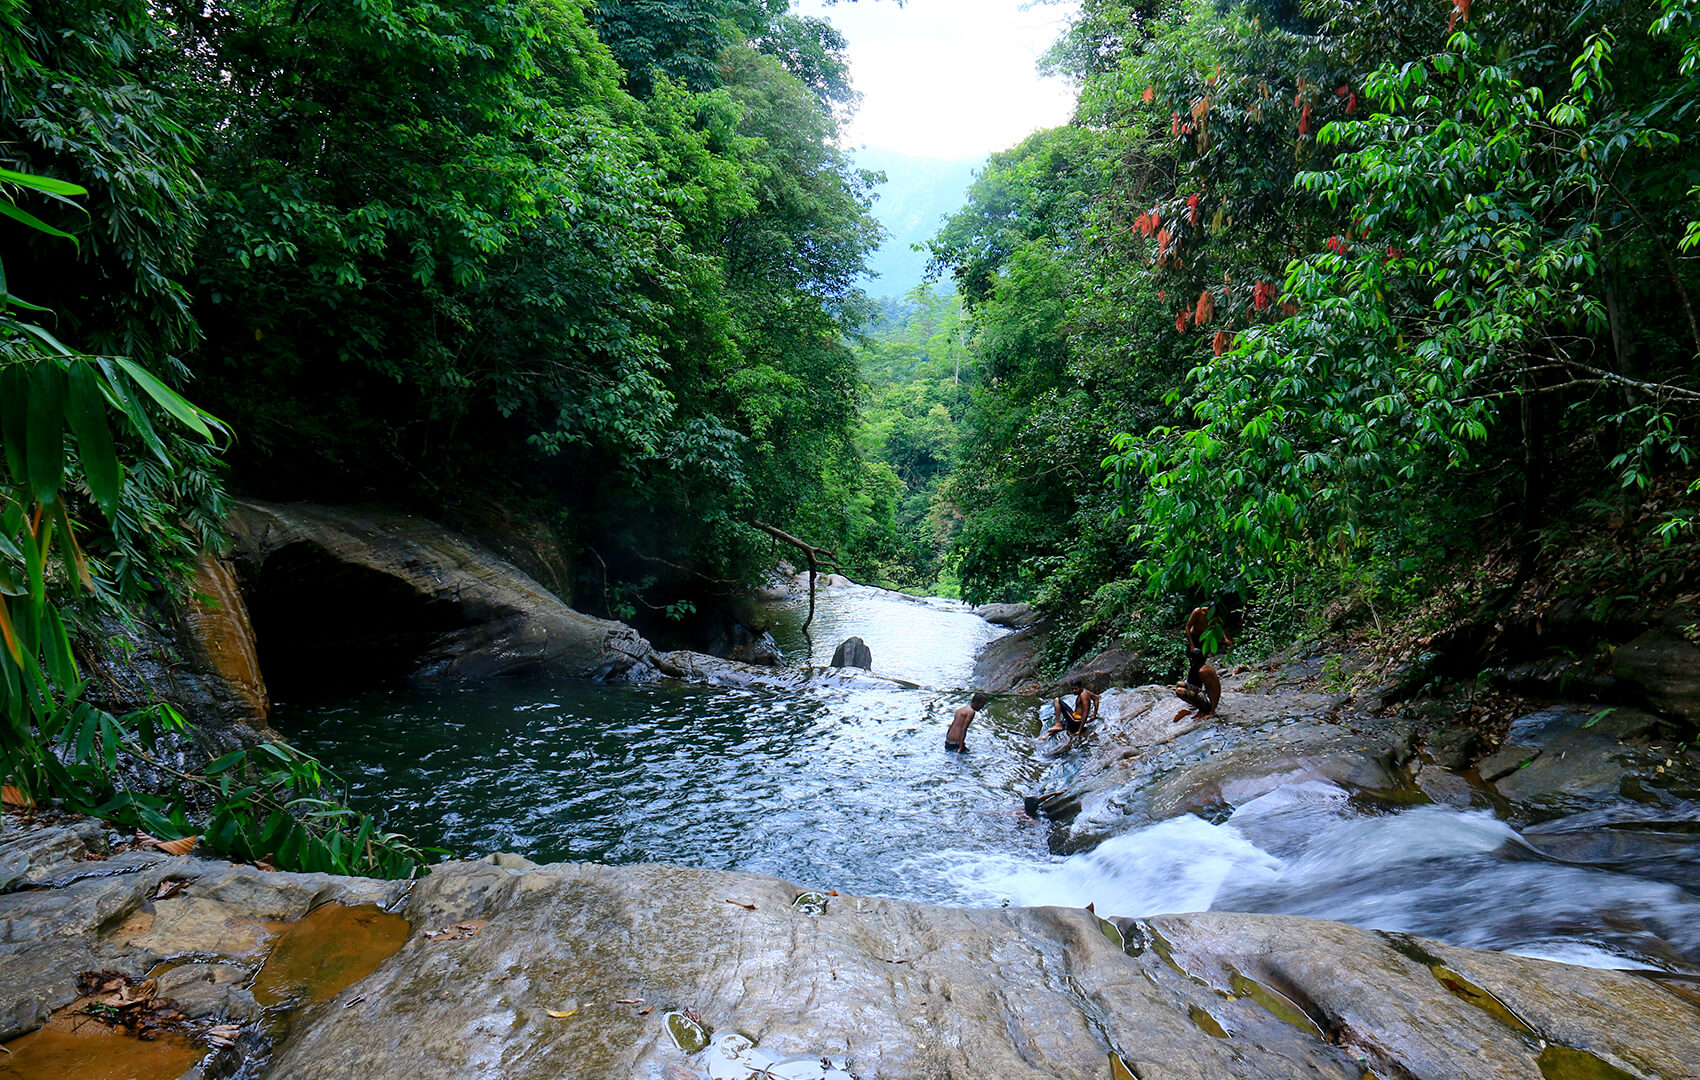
[945,693,988,752]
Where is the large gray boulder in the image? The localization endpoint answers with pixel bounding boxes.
[224,500,654,686]
[1612,628,1700,723]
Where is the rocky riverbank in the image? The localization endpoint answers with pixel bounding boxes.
[2,816,1696,1080]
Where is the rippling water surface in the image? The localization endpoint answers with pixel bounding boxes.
[280,585,1700,971]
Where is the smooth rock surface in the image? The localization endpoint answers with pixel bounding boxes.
[3,820,1696,1080]
[971,626,1042,693]
[972,602,1037,629]
[225,500,654,684]
[266,859,1698,1080]
[1612,628,1700,722]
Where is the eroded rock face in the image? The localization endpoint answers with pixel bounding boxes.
[1025,684,1394,851]
[225,500,654,688]
[76,554,275,747]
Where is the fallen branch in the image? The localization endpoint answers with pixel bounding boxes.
[753,521,840,632]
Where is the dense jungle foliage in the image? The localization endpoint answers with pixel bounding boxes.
[921,0,1700,670]
[5,0,1700,867]
[0,0,883,872]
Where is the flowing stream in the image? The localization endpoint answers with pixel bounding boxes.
[280,583,1700,973]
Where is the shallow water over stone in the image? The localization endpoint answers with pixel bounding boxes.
[280,584,1700,972]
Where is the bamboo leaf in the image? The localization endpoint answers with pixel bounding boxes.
[114,358,219,441]
[0,594,22,665]
[51,500,93,593]
[63,362,122,516]
[0,168,88,196]
[0,200,77,241]
[0,365,30,487]
[26,362,65,501]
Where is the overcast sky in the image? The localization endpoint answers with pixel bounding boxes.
[793,0,1080,160]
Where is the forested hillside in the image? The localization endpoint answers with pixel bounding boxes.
[2,0,881,632]
[0,0,888,870]
[926,0,1700,672]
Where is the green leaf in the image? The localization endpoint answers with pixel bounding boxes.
[26,361,65,501]
[0,200,77,242]
[114,358,218,442]
[0,365,30,488]
[63,363,122,516]
[0,168,88,197]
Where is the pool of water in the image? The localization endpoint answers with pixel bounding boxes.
[278,584,1700,972]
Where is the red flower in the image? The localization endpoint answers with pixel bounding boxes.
[1176,310,1190,332]
[1186,194,1201,224]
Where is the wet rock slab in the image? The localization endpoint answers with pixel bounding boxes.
[3,821,1696,1080]
[265,859,1698,1080]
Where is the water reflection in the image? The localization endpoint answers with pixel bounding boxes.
[280,585,1700,973]
[285,677,1053,898]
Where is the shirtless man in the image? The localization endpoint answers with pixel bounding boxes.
[1041,679,1099,740]
[1185,605,1235,653]
[1175,646,1221,716]
[945,693,988,752]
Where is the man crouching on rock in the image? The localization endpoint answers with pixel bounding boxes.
[946,693,988,752]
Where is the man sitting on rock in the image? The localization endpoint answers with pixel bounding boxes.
[1040,679,1099,740]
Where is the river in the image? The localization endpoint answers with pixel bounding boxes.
[280,583,1700,974]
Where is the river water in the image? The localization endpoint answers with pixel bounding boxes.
[280,583,1700,973]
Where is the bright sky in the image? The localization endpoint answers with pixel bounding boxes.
[793,0,1080,159]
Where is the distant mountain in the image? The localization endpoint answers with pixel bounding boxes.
[853,148,984,299]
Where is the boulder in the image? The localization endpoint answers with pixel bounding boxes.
[973,602,1038,628]
[1611,629,1700,723]
[828,635,873,670]
[1024,685,1405,852]
[224,500,654,689]
[972,626,1043,693]
[1048,646,1163,696]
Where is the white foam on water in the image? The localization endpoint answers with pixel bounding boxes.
[936,778,1700,971]
[946,814,1283,915]
[1505,941,1652,970]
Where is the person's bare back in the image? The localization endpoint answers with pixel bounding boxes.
[946,693,988,751]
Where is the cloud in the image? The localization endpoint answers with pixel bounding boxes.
[794,0,1079,159]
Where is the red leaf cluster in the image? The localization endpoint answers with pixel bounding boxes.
[1299,101,1312,136]
[1143,85,1155,103]
[1186,194,1201,225]
[1134,209,1161,237]
[1195,290,1215,325]
[1449,0,1471,32]
[1176,310,1190,332]
[1212,330,1233,356]
[1326,235,1350,255]
[1253,280,1275,312]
